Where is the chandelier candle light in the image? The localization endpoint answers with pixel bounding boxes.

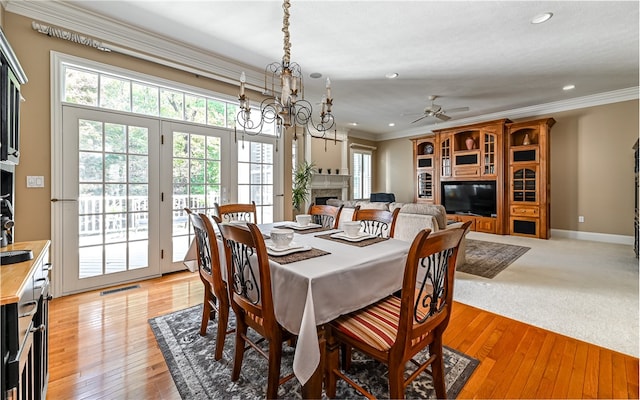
[235,0,336,148]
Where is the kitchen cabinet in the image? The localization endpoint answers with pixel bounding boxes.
[1,241,51,400]
[0,28,27,165]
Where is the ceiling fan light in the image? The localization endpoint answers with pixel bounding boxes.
[531,12,553,24]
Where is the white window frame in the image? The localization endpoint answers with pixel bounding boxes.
[351,148,372,201]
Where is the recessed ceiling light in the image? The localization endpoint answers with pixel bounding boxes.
[385,72,399,79]
[388,123,395,127]
[563,84,575,91]
[349,122,358,126]
[309,72,322,79]
[531,12,553,24]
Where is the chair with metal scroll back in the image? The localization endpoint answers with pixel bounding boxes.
[307,203,344,229]
[184,208,233,361]
[325,221,471,399]
[214,201,257,224]
[351,207,401,238]
[217,221,295,399]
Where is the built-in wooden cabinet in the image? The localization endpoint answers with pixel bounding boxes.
[412,117,553,238]
[506,118,554,239]
[433,119,507,234]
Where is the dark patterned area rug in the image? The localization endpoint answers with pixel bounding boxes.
[458,239,530,279]
[149,305,479,399]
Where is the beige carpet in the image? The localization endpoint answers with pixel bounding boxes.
[454,232,639,358]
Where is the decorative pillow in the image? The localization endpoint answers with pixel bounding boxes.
[399,204,447,230]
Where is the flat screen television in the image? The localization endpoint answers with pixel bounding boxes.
[441,181,496,217]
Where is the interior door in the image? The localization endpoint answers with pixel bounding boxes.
[59,106,160,294]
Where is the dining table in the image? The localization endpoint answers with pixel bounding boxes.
[184,220,412,397]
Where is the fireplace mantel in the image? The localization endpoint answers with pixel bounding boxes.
[311,174,350,189]
[310,173,350,204]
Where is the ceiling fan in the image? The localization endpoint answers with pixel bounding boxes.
[410,95,469,124]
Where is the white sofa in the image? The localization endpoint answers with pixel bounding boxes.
[327,199,468,265]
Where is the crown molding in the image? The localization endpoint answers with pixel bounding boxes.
[5,0,266,91]
[378,87,640,142]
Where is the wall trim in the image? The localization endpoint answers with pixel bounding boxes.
[379,87,640,141]
[551,229,634,246]
[6,0,266,92]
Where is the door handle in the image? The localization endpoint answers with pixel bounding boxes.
[275,194,284,197]
[51,198,78,202]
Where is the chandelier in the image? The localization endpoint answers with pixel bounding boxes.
[235,0,336,146]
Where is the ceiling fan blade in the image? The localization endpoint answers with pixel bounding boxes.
[411,115,429,124]
[435,113,451,121]
[444,106,469,113]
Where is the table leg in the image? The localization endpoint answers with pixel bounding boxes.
[301,327,326,398]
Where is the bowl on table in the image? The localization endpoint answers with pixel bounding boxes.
[295,214,312,226]
[270,228,294,249]
[341,221,362,238]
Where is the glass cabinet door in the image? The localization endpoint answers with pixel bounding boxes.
[512,167,537,202]
[483,133,496,175]
[440,137,451,177]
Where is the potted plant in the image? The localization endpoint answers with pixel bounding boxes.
[292,160,315,212]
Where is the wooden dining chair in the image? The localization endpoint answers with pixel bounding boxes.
[185,208,232,361]
[307,203,343,229]
[325,221,471,399]
[352,207,400,238]
[217,221,295,399]
[214,201,257,223]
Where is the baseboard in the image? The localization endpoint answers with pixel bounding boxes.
[551,229,634,245]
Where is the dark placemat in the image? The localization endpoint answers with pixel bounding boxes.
[315,232,390,247]
[268,247,330,264]
[273,225,331,235]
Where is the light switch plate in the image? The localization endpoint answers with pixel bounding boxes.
[27,176,45,188]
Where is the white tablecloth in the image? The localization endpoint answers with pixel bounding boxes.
[184,224,411,385]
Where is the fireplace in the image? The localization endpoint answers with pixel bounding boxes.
[310,173,350,206]
[315,196,337,205]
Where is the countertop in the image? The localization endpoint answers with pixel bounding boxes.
[0,240,50,305]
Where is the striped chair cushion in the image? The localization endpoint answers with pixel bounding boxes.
[332,295,428,351]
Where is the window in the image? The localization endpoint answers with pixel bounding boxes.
[352,150,372,200]
[63,64,240,128]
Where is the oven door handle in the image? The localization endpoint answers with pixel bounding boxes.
[18,300,38,318]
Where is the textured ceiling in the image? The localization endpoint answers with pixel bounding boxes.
[12,0,639,139]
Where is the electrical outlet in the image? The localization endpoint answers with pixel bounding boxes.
[27,176,45,188]
[578,215,585,223]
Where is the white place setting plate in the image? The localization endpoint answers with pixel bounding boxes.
[330,232,378,242]
[281,222,323,230]
[265,241,312,256]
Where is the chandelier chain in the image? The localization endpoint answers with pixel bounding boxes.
[235,0,336,144]
[282,0,291,65]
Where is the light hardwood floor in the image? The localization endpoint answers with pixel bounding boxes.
[47,271,639,399]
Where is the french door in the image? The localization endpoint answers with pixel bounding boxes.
[57,106,281,294]
[160,121,230,273]
[60,107,161,294]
